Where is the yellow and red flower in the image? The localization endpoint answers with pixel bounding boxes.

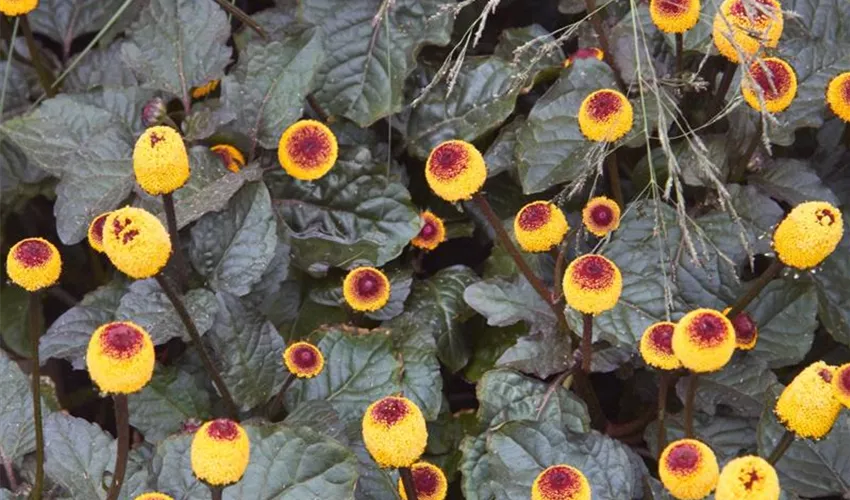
[563,48,604,68]
[133,494,175,500]
[659,439,720,500]
[723,308,758,350]
[741,57,797,113]
[0,0,38,15]
[772,201,844,270]
[277,120,338,181]
[833,363,850,408]
[191,79,220,99]
[715,456,780,500]
[578,89,634,143]
[425,140,487,202]
[87,212,110,253]
[411,211,447,251]
[362,396,428,468]
[190,419,250,486]
[103,207,172,279]
[86,321,155,395]
[640,321,682,370]
[513,201,569,253]
[582,196,621,237]
[343,267,391,312]
[563,254,623,315]
[826,72,850,122]
[211,144,246,173]
[6,237,62,292]
[397,462,448,500]
[650,0,701,34]
[672,308,736,373]
[133,126,190,195]
[283,341,324,378]
[531,464,591,500]
[712,0,783,63]
[775,361,841,439]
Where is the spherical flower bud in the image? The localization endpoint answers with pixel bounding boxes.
[640,321,682,370]
[531,464,591,500]
[133,126,190,195]
[141,97,168,128]
[397,462,448,500]
[659,439,720,500]
[513,201,569,253]
[190,419,250,486]
[775,361,841,439]
[283,341,324,378]
[723,308,758,350]
[0,0,37,15]
[6,238,62,292]
[103,207,172,279]
[343,266,391,312]
[772,201,844,270]
[362,396,428,468]
[578,89,634,143]
[87,212,110,253]
[86,321,155,394]
[672,308,736,373]
[715,456,780,500]
[826,72,850,123]
[650,0,701,33]
[712,0,783,63]
[741,57,797,113]
[191,79,220,99]
[411,211,447,251]
[211,144,246,173]
[563,254,623,315]
[833,363,850,408]
[425,140,487,202]
[563,48,604,68]
[133,493,175,500]
[277,120,338,181]
[582,196,621,237]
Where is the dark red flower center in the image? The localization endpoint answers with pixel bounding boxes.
[429,142,469,181]
[13,239,52,268]
[730,0,774,23]
[286,125,333,170]
[214,148,235,166]
[413,466,440,496]
[290,345,319,371]
[687,312,728,346]
[353,270,385,299]
[571,255,615,290]
[518,203,552,231]
[838,367,850,394]
[841,78,850,104]
[149,131,165,148]
[816,208,836,226]
[100,322,144,359]
[731,312,757,345]
[538,466,581,497]
[586,91,624,121]
[370,397,409,426]
[112,217,139,244]
[91,215,108,244]
[818,368,833,383]
[666,443,701,474]
[206,419,239,441]
[648,324,675,355]
[571,48,602,61]
[656,0,690,15]
[743,468,762,490]
[749,60,792,100]
[590,204,614,227]
[419,220,437,240]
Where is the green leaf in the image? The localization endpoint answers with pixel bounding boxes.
[180,101,237,142]
[0,287,30,357]
[464,322,527,382]
[0,55,35,113]
[222,26,324,152]
[64,44,138,92]
[484,117,524,178]
[385,311,443,420]
[283,400,346,442]
[115,279,217,344]
[811,220,850,346]
[752,158,840,207]
[464,276,555,327]
[152,433,207,499]
[745,280,818,369]
[121,0,232,102]
[0,351,52,464]
[645,413,758,464]
[43,413,116,500]
[300,0,453,126]
[496,326,571,379]
[494,24,565,86]
[344,422,400,500]
[30,0,127,46]
[189,182,278,296]
[675,355,777,418]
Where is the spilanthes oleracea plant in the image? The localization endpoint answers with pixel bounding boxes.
[723,308,758,350]
[86,321,155,395]
[513,200,569,253]
[102,206,172,279]
[563,254,623,315]
[397,462,448,500]
[834,363,850,408]
[772,201,844,270]
[0,0,38,15]
[425,140,487,202]
[277,119,338,181]
[87,212,110,253]
[673,308,736,373]
[714,456,780,500]
[659,439,720,500]
[578,89,634,142]
[133,126,190,196]
[283,341,324,378]
[211,144,246,173]
[530,465,591,500]
[6,237,62,292]
[362,396,428,468]
[582,196,621,237]
[741,57,797,113]
[640,321,682,370]
[343,266,391,312]
[649,0,700,33]
[411,211,447,251]
[826,72,850,122]
[775,361,841,439]
[191,419,251,486]
[712,0,784,63]
[563,47,604,68]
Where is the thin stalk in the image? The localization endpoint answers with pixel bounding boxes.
[725,259,784,319]
[581,313,594,373]
[582,0,627,93]
[656,372,672,457]
[210,0,267,39]
[605,153,623,209]
[0,447,17,492]
[0,17,20,119]
[154,274,239,418]
[842,122,850,149]
[27,293,44,500]
[162,193,188,289]
[730,119,762,182]
[766,429,794,465]
[675,33,683,75]
[683,373,698,438]
[210,486,223,500]
[105,395,129,500]
[19,16,55,98]
[553,246,566,302]
[713,61,738,112]
[266,373,296,421]
[399,467,419,500]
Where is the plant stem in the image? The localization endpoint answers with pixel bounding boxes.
[605,153,623,209]
[656,372,672,457]
[162,193,188,289]
[675,33,683,75]
[553,246,566,302]
[581,313,594,373]
[582,0,627,93]
[154,274,239,419]
[399,467,419,500]
[842,123,850,149]
[210,486,223,500]
[572,370,607,430]
[730,119,762,183]
[684,373,698,438]
[27,293,44,500]
[18,16,55,98]
[713,61,738,112]
[105,395,129,500]
[0,447,17,493]
[209,0,267,39]
[725,259,784,319]
[766,429,794,465]
[266,373,296,421]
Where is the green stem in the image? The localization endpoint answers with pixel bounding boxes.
[27,293,44,500]
[713,60,738,112]
[656,372,672,457]
[162,193,188,289]
[210,0,267,39]
[766,429,794,465]
[105,395,129,500]
[0,17,19,119]
[725,259,784,319]
[399,467,419,500]
[606,152,623,209]
[581,313,594,373]
[19,16,55,98]
[266,373,296,422]
[684,373,698,438]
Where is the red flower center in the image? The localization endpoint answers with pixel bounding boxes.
[290,345,319,371]
[730,0,774,23]
[590,204,614,227]
[206,419,239,441]
[112,217,139,244]
[419,219,437,240]
[586,91,623,122]
[731,312,757,345]
[538,466,582,497]
[841,78,850,104]
[571,48,602,61]
[149,131,165,148]
[214,148,235,166]
[429,142,469,181]
[687,313,728,347]
[656,0,690,15]
[666,443,701,474]
[91,214,108,245]
[286,125,333,170]
[518,203,552,231]
[100,322,144,359]
[750,60,792,100]
[818,368,833,384]
[648,323,675,355]
[571,255,615,290]
[370,397,409,426]
[413,467,440,496]
[13,239,52,268]
[816,208,836,226]
[743,468,762,490]
[353,270,384,299]
[838,367,850,394]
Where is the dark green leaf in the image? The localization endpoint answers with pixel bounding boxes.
[180,101,237,142]
[43,413,116,500]
[152,433,208,499]
[0,351,52,464]
[464,276,555,327]
[30,0,127,45]
[344,422,400,500]
[308,269,413,322]
[752,158,840,206]
[496,326,571,379]
[385,311,443,420]
[811,220,850,346]
[0,55,35,112]
[745,280,817,368]
[464,322,527,382]
[645,413,758,463]
[115,279,217,344]
[283,400,346,442]
[494,24,565,86]
[0,287,30,357]
[484,117,524,178]
[675,354,777,418]
[64,44,138,92]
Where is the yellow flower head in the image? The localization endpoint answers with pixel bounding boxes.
[772,201,844,270]
[715,456,780,500]
[514,201,569,253]
[659,439,720,500]
[397,462,448,500]
[582,196,621,237]
[723,308,759,350]
[283,341,324,378]
[411,211,447,251]
[133,126,190,195]
[640,321,682,370]
[742,57,797,113]
[6,238,62,292]
[191,79,220,99]
[0,0,38,15]
[362,396,428,468]
[277,120,338,181]
[775,361,841,439]
[672,308,736,373]
[826,72,850,122]
[563,254,623,315]
[563,48,604,68]
[425,140,487,202]
[650,0,701,33]
[190,419,250,486]
[343,266,391,312]
[578,89,634,143]
[531,465,591,500]
[833,363,850,408]
[86,321,155,395]
[133,493,176,500]
[87,212,111,253]
[210,144,246,173]
[103,207,172,279]
[712,0,783,63]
